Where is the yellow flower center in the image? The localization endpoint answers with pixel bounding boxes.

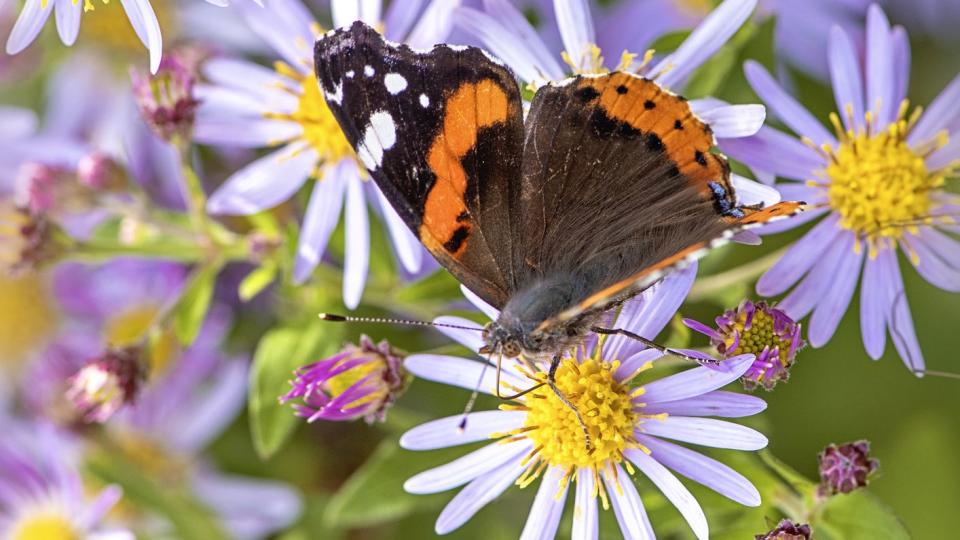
[814,104,954,254]
[324,352,385,407]
[78,0,175,57]
[726,308,792,367]
[268,62,354,167]
[522,358,637,470]
[105,305,157,346]
[10,514,80,540]
[0,274,57,365]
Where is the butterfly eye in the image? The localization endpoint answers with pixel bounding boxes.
[502,341,521,358]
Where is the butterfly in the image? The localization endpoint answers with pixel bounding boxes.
[314,21,802,400]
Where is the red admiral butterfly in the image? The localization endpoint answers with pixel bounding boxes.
[314,21,802,432]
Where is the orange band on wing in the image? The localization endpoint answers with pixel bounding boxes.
[422,80,510,257]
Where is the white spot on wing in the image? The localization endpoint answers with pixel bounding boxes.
[356,111,397,171]
[346,70,354,78]
[447,44,468,52]
[384,73,408,94]
[323,79,343,105]
[364,65,375,77]
[419,94,430,107]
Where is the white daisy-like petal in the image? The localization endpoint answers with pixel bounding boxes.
[331,0,360,29]
[603,464,655,539]
[119,0,162,73]
[553,0,595,72]
[641,417,768,450]
[434,453,527,534]
[405,0,459,49]
[206,144,315,215]
[432,316,486,352]
[405,441,531,494]
[404,354,528,395]
[373,187,423,273]
[342,176,370,309]
[571,467,598,540]
[400,411,527,450]
[460,284,500,320]
[640,355,754,404]
[293,161,350,283]
[731,174,781,207]
[454,7,551,83]
[54,0,82,46]
[695,104,766,138]
[520,466,567,540]
[6,0,55,54]
[627,449,708,540]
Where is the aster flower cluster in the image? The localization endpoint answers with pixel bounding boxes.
[0,0,956,538]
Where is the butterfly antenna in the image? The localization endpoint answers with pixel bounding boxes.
[457,354,492,432]
[592,326,720,366]
[319,313,484,332]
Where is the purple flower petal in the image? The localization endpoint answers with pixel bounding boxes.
[639,355,754,404]
[383,0,424,41]
[779,231,855,320]
[292,161,349,283]
[643,390,767,418]
[926,133,960,172]
[860,252,890,360]
[719,127,824,181]
[342,175,370,309]
[433,315,486,351]
[572,467,598,540]
[653,0,757,89]
[435,453,527,535]
[919,228,960,268]
[731,174,781,206]
[372,186,423,273]
[54,0,82,46]
[403,354,528,395]
[405,441,531,494]
[520,465,567,540]
[400,410,527,450]
[404,0,458,49]
[120,0,162,73]
[904,234,960,292]
[481,0,565,79]
[0,107,37,138]
[635,434,761,506]
[6,0,54,54]
[757,213,843,296]
[865,5,896,128]
[207,144,315,215]
[190,473,300,539]
[909,72,960,146]
[809,240,864,346]
[603,464,655,539]
[884,254,926,373]
[460,284,500,320]
[454,7,558,83]
[193,116,301,147]
[755,206,828,236]
[744,60,835,146]
[625,449,708,540]
[201,58,297,97]
[605,263,696,360]
[829,25,865,132]
[891,26,910,115]
[553,0,595,73]
[615,349,663,381]
[640,417,768,450]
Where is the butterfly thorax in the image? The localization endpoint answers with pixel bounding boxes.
[483,275,600,360]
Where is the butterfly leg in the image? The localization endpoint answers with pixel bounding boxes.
[546,353,593,452]
[591,326,720,366]
[494,352,547,400]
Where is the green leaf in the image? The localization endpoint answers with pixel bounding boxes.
[684,45,736,99]
[248,322,344,459]
[813,491,912,540]
[85,452,229,540]
[648,29,692,55]
[394,269,461,304]
[323,439,463,529]
[173,263,220,345]
[239,263,277,302]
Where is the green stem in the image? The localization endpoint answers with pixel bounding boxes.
[71,240,211,262]
[174,137,210,234]
[687,247,787,302]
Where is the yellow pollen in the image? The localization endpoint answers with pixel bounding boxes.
[323,352,387,407]
[726,308,792,370]
[267,63,354,168]
[10,514,80,540]
[0,274,58,366]
[521,357,637,471]
[822,102,951,254]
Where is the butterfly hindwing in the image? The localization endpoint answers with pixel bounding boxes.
[315,22,524,308]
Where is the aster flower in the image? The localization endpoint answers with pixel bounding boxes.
[685,300,804,390]
[817,440,879,496]
[282,335,407,423]
[756,519,812,540]
[195,0,458,308]
[401,267,769,538]
[0,419,132,539]
[720,4,960,373]
[4,0,261,74]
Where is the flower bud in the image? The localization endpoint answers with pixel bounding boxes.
[131,54,200,142]
[0,202,63,274]
[755,520,812,540]
[66,345,145,423]
[77,152,127,191]
[281,336,407,423]
[818,440,879,496]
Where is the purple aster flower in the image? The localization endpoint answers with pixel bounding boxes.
[195,0,456,307]
[721,4,960,373]
[0,106,89,193]
[401,267,769,538]
[130,53,201,143]
[817,440,880,496]
[282,335,407,423]
[0,419,132,539]
[756,519,813,540]
[4,0,262,74]
[685,300,805,390]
